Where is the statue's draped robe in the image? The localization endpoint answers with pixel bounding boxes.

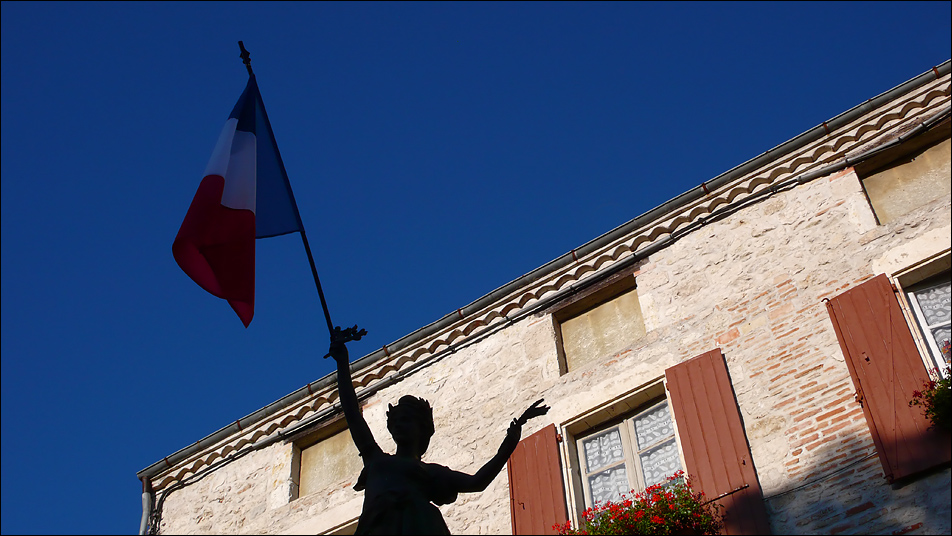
[354,451,459,535]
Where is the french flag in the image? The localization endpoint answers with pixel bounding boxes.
[173,75,303,327]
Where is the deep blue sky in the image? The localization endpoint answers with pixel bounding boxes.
[2,2,949,534]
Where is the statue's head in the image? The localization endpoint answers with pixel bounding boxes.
[387,395,435,456]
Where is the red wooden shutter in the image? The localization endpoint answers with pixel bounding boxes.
[826,274,951,482]
[665,349,771,536]
[507,424,568,535]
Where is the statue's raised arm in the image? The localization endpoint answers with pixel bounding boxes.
[328,337,381,459]
[442,399,551,493]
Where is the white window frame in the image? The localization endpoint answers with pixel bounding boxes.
[905,272,951,377]
[560,379,690,527]
[891,251,952,380]
[574,396,683,509]
[577,423,630,507]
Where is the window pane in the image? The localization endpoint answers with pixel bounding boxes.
[633,402,675,450]
[931,325,950,366]
[914,282,951,327]
[587,465,629,506]
[582,427,625,473]
[639,438,682,488]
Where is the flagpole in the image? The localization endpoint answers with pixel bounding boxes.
[239,41,254,76]
[238,41,337,338]
[300,230,336,336]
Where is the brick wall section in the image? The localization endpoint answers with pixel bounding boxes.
[766,461,950,535]
[155,161,951,533]
[632,167,949,535]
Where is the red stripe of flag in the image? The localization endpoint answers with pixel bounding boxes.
[173,75,302,327]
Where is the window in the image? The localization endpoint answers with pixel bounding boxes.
[551,268,647,374]
[855,118,950,225]
[555,351,770,534]
[577,399,682,507]
[562,381,682,511]
[905,272,951,375]
[288,413,362,501]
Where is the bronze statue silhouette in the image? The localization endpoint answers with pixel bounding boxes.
[328,329,549,535]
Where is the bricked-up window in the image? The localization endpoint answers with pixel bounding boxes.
[905,271,951,375]
[826,274,952,483]
[288,413,362,501]
[552,270,646,374]
[854,117,950,225]
[576,399,682,507]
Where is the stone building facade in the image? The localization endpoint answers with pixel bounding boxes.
[138,61,952,535]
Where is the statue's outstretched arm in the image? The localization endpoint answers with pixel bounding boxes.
[445,399,550,493]
[328,341,381,458]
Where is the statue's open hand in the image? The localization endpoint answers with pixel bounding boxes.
[501,399,550,452]
[514,398,550,427]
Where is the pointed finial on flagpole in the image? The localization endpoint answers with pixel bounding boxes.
[238,41,254,76]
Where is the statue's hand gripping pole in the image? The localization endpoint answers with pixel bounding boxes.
[332,325,368,344]
[324,325,368,359]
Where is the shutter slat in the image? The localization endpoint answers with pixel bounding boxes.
[540,427,561,533]
[525,436,544,532]
[690,356,735,494]
[828,287,894,467]
[838,285,899,444]
[508,424,568,535]
[703,353,750,533]
[667,363,718,496]
[826,274,951,482]
[666,349,772,535]
[873,282,936,471]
